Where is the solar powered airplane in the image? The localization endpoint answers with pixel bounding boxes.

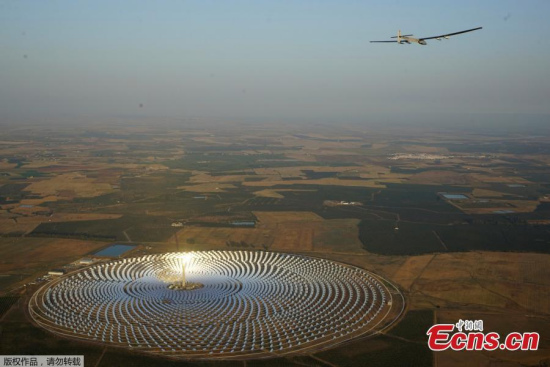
[371,26,482,45]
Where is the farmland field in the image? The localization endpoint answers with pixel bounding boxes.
[1,124,550,366]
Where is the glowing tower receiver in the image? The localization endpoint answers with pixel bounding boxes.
[181,260,186,287]
[167,253,203,291]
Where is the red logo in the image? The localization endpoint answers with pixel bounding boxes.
[427,320,539,351]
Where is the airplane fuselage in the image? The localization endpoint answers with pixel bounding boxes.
[400,36,427,45]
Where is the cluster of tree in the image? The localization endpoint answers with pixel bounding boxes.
[30,231,116,241]
[225,241,271,251]
[464,216,528,225]
[225,240,255,249]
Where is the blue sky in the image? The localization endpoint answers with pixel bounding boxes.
[1,0,549,125]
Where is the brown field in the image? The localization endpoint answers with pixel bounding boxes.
[370,143,389,150]
[186,214,248,223]
[168,212,364,253]
[402,145,448,153]
[311,218,364,253]
[252,166,315,177]
[406,169,536,187]
[407,171,474,185]
[187,172,252,183]
[0,238,106,272]
[403,252,550,312]
[358,167,399,179]
[391,254,435,291]
[19,196,58,205]
[283,152,318,162]
[280,136,365,151]
[252,189,285,198]
[177,183,238,192]
[93,169,124,185]
[253,189,317,198]
[168,226,272,250]
[25,163,101,171]
[50,213,123,222]
[470,173,532,184]
[0,217,39,235]
[25,173,114,198]
[254,211,324,223]
[453,199,539,214]
[0,161,17,170]
[6,206,51,216]
[243,177,387,188]
[471,188,510,198]
[256,212,361,252]
[0,237,106,291]
[253,164,399,178]
[271,224,315,251]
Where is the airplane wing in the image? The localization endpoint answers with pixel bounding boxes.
[370,40,398,43]
[419,27,482,40]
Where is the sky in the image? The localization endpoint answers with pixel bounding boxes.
[1,0,549,126]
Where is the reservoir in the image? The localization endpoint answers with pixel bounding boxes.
[94,244,136,257]
[442,194,468,200]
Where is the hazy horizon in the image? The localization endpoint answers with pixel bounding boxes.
[2,1,549,127]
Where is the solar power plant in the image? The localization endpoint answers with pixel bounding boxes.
[29,251,402,359]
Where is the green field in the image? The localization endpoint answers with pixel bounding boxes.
[0,297,19,319]
[387,310,434,342]
[315,334,432,367]
[31,215,181,242]
[163,153,319,172]
[359,218,550,255]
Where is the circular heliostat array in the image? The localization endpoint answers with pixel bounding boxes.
[30,251,400,359]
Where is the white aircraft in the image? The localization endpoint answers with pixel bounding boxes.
[371,27,482,45]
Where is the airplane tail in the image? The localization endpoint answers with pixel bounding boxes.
[397,30,402,44]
